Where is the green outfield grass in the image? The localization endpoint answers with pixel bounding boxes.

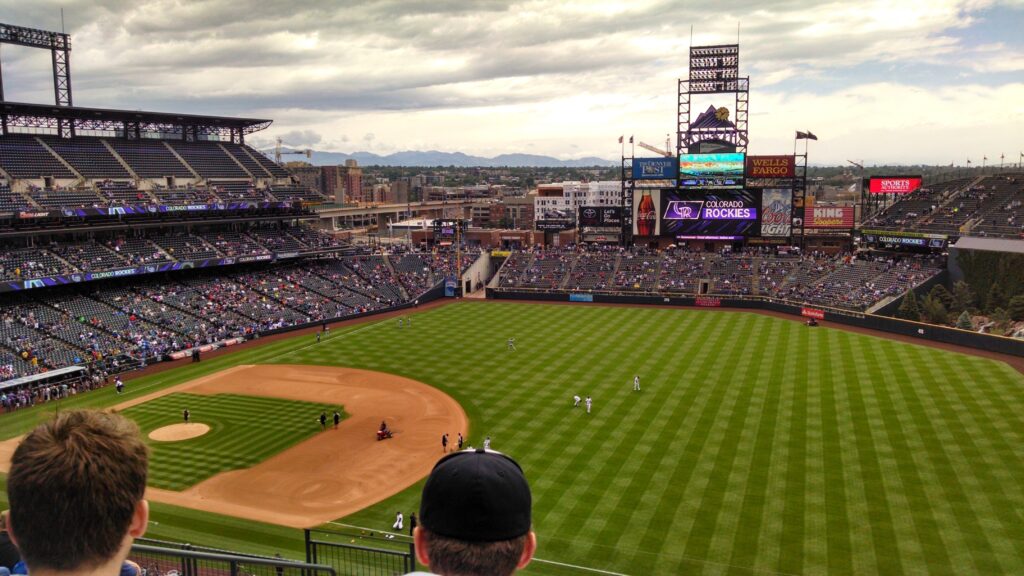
[3,301,1024,575]
[121,393,344,490]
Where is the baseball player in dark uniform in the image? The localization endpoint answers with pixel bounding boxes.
[441,433,449,452]
[183,408,190,424]
[319,412,327,431]
[333,411,341,429]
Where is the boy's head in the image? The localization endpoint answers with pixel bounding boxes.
[7,410,150,573]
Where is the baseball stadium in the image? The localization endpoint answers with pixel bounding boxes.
[0,19,1023,576]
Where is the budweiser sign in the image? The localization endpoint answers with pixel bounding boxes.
[745,155,795,178]
[868,176,922,195]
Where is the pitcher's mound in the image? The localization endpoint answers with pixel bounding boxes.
[149,423,210,442]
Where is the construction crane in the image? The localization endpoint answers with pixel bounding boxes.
[274,137,313,164]
[637,139,672,157]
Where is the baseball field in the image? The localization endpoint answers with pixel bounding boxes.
[1,300,1023,575]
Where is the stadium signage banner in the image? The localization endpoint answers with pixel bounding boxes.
[695,297,722,307]
[535,219,575,231]
[661,189,760,238]
[760,189,792,237]
[569,293,594,302]
[632,157,678,180]
[16,202,297,220]
[801,307,825,320]
[578,206,622,227]
[868,176,922,195]
[807,206,854,228]
[745,155,795,178]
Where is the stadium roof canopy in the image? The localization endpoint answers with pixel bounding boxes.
[0,100,271,142]
[949,236,1024,254]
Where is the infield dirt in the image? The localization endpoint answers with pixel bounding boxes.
[0,364,467,528]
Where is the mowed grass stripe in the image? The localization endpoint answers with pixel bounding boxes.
[121,393,343,490]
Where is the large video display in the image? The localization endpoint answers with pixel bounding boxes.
[679,153,745,188]
[661,189,760,240]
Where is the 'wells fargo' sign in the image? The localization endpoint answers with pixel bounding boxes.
[745,155,795,178]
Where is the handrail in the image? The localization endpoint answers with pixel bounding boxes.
[130,544,337,575]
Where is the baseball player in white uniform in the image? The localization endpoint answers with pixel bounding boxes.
[585,396,592,414]
[634,375,641,392]
[483,436,491,450]
[388,510,403,538]
[573,394,581,408]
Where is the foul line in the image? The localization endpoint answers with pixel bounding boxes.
[326,522,628,575]
[262,318,390,363]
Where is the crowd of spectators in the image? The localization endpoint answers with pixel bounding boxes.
[0,250,460,383]
[498,245,943,312]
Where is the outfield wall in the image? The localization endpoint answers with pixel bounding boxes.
[488,289,1024,357]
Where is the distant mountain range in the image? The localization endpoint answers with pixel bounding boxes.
[268,149,616,168]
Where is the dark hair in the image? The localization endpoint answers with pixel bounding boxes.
[421,529,527,576]
[8,410,149,571]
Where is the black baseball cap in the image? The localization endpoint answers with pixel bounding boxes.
[419,448,531,542]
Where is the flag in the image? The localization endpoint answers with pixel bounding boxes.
[629,136,634,144]
[795,131,808,139]
[806,131,818,140]
[618,136,623,144]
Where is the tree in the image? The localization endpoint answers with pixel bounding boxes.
[953,280,976,313]
[920,294,948,325]
[1008,295,1024,321]
[929,284,956,311]
[987,283,1008,313]
[956,310,973,330]
[991,307,1012,335]
[898,289,921,321]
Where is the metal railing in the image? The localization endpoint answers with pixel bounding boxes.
[129,543,336,576]
[305,528,415,576]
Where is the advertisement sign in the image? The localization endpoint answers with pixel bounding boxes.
[578,206,622,227]
[632,157,678,180]
[661,189,759,238]
[868,176,923,195]
[15,202,297,220]
[678,152,745,188]
[569,293,594,302]
[745,155,795,178]
[535,219,575,231]
[806,205,855,228]
[633,190,661,237]
[760,189,792,237]
[695,297,722,307]
[801,307,825,320]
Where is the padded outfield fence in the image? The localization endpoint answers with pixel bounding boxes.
[129,542,336,576]
[304,528,415,576]
[488,287,1024,357]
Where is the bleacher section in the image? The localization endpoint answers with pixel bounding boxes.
[106,139,194,178]
[168,141,249,179]
[221,143,273,178]
[41,137,131,179]
[0,135,77,179]
[0,184,31,212]
[242,143,291,178]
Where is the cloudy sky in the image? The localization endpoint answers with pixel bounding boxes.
[1,0,1022,165]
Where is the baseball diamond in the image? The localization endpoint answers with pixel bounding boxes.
[1,301,1023,575]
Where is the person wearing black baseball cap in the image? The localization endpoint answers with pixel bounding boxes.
[409,448,536,576]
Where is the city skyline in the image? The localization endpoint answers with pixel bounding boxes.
[0,0,1021,165]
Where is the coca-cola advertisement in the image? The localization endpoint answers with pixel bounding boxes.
[632,189,661,237]
[760,189,792,237]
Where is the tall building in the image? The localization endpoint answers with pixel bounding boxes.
[320,165,345,203]
[343,160,363,203]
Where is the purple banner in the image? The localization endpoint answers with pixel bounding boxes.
[665,200,757,221]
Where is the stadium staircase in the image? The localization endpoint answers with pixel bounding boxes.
[216,143,256,180]
[34,137,85,185]
[557,252,582,290]
[381,255,410,300]
[99,140,140,180]
[161,142,202,180]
